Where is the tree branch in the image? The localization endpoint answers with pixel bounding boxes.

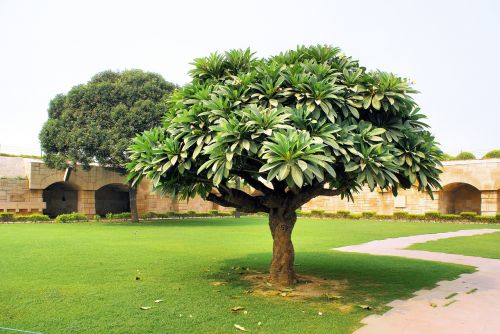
[289,182,348,209]
[206,188,269,213]
[233,170,273,195]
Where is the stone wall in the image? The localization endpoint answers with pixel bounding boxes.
[1,156,499,216]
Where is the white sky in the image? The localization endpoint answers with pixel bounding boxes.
[0,0,499,157]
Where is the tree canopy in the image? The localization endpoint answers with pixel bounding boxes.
[40,69,177,172]
[40,69,177,221]
[127,46,442,206]
[126,45,443,284]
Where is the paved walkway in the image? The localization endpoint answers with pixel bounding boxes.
[333,229,500,334]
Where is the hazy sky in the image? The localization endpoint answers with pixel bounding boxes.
[0,0,499,156]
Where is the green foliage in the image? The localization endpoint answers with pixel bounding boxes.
[93,215,101,221]
[374,214,393,220]
[483,150,500,159]
[393,211,409,219]
[439,153,455,161]
[310,209,325,217]
[455,152,476,160]
[106,212,131,220]
[474,216,497,223]
[0,212,15,222]
[15,214,50,222]
[337,210,350,218]
[439,214,461,221]
[40,70,177,173]
[459,212,478,220]
[424,211,441,219]
[361,211,376,218]
[407,214,425,221]
[127,45,442,208]
[348,213,362,219]
[208,209,219,215]
[55,212,87,223]
[323,212,340,218]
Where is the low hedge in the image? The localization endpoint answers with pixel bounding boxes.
[105,212,131,220]
[295,210,500,223]
[15,214,50,222]
[0,212,15,222]
[55,212,87,223]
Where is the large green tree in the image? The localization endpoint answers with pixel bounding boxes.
[40,70,177,222]
[127,46,442,285]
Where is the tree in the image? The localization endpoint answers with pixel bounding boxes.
[455,151,476,160]
[483,150,500,159]
[40,70,177,222]
[126,46,442,285]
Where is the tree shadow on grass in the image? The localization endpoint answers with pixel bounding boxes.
[209,250,475,309]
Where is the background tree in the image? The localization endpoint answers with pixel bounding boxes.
[127,46,442,285]
[455,151,476,160]
[483,150,500,159]
[40,70,177,222]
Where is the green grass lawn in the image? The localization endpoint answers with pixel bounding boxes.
[0,218,498,334]
[408,230,500,259]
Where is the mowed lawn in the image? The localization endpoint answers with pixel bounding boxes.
[409,230,500,259]
[1,218,498,334]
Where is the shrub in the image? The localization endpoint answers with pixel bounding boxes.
[393,211,409,219]
[439,214,461,221]
[113,212,131,219]
[323,212,339,218]
[347,213,362,220]
[141,212,157,219]
[474,216,497,223]
[186,210,196,216]
[219,212,232,216]
[407,214,425,221]
[16,214,50,222]
[0,212,15,222]
[459,212,477,220]
[300,211,311,217]
[195,212,211,217]
[374,214,393,220]
[55,212,87,223]
[483,150,500,159]
[208,210,219,215]
[361,211,376,218]
[336,210,350,218]
[310,209,325,217]
[424,211,441,219]
[439,153,455,161]
[455,152,476,160]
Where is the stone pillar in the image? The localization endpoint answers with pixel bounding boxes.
[480,190,498,216]
[78,190,96,216]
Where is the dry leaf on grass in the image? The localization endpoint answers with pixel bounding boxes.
[154,299,163,303]
[140,306,152,310]
[234,324,247,331]
[231,306,246,312]
[210,281,226,286]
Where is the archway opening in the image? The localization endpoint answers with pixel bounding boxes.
[440,183,481,214]
[95,184,130,216]
[43,182,78,217]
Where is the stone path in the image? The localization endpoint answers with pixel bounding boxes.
[333,229,500,334]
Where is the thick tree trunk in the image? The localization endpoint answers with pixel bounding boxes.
[128,183,139,223]
[269,209,297,286]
